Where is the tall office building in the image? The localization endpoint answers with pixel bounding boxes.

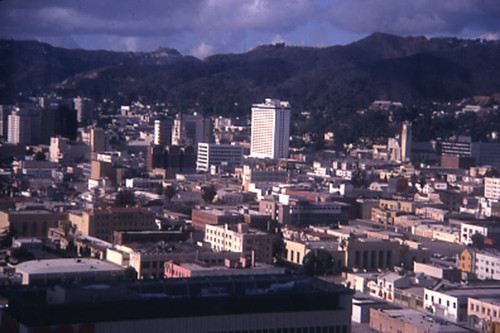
[7,106,41,145]
[172,113,213,146]
[40,106,77,144]
[250,98,291,159]
[73,97,94,124]
[154,118,173,146]
[401,121,412,162]
[0,105,11,138]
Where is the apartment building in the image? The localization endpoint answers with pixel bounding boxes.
[204,223,273,263]
[69,207,156,242]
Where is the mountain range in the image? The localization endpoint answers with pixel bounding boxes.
[2,33,500,118]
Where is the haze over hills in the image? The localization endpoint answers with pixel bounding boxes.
[1,33,500,118]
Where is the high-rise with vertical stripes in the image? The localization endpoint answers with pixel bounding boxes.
[250,99,290,159]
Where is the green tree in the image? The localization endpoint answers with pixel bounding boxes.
[302,249,335,276]
[201,185,217,203]
[163,185,176,201]
[0,226,16,248]
[115,190,135,207]
[123,267,138,280]
[471,233,486,250]
[272,233,286,261]
[79,246,91,257]
[8,248,34,264]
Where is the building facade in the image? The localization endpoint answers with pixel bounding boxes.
[196,143,243,172]
[250,98,291,159]
[204,223,274,263]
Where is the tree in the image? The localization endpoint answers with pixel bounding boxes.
[115,190,135,207]
[123,267,138,280]
[302,249,335,276]
[0,226,16,248]
[79,246,91,257]
[272,233,286,261]
[8,248,34,264]
[201,185,217,203]
[163,185,176,201]
[471,233,486,250]
[34,151,46,161]
[154,183,163,195]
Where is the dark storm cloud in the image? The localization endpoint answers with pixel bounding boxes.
[325,0,500,36]
[0,0,315,56]
[1,0,500,56]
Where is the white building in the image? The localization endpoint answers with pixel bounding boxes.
[474,249,500,280]
[196,143,243,172]
[485,177,500,200]
[73,97,94,124]
[250,98,290,159]
[460,221,500,245]
[401,121,412,162]
[7,106,41,145]
[424,287,500,323]
[204,223,274,263]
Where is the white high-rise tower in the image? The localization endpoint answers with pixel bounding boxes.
[401,121,412,162]
[250,98,291,159]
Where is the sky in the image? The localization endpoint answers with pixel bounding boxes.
[1,0,500,58]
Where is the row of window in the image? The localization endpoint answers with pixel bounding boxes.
[471,303,500,318]
[425,294,457,309]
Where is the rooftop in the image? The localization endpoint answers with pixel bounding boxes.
[15,258,124,274]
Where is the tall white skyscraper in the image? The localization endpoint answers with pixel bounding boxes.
[7,106,41,145]
[401,121,412,162]
[250,98,291,159]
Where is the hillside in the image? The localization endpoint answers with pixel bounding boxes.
[2,33,500,122]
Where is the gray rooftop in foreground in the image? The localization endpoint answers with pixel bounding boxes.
[15,258,124,274]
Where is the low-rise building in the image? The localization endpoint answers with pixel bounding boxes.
[196,143,243,172]
[15,258,124,285]
[0,209,65,238]
[69,207,156,242]
[191,207,243,231]
[370,308,469,333]
[468,297,500,331]
[424,285,500,323]
[164,258,284,278]
[205,223,273,263]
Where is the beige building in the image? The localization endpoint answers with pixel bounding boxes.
[69,207,156,242]
[205,223,274,263]
[468,297,500,331]
[0,210,65,238]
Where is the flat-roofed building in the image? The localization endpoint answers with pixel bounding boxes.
[196,142,243,172]
[424,285,500,323]
[0,275,353,333]
[15,258,124,285]
[0,209,65,238]
[370,308,469,333]
[165,259,284,278]
[205,223,274,263]
[191,207,243,231]
[468,297,500,331]
[69,207,156,242]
